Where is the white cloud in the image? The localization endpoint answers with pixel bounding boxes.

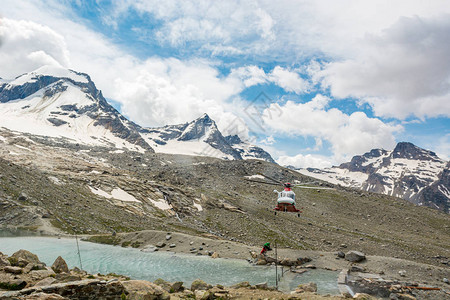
[268,66,310,94]
[106,0,450,60]
[230,65,310,94]
[0,16,250,137]
[230,66,268,88]
[0,19,69,78]
[433,134,450,161]
[114,0,276,55]
[277,153,332,169]
[262,94,403,161]
[112,57,245,129]
[319,15,450,119]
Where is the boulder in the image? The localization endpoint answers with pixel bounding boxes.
[194,289,212,300]
[29,268,56,281]
[154,278,171,292]
[296,257,312,265]
[296,282,317,293]
[51,256,69,273]
[34,277,57,287]
[19,292,67,299]
[231,281,250,288]
[280,258,296,266]
[18,192,28,201]
[141,245,158,252]
[122,280,169,300]
[0,278,27,290]
[11,249,42,265]
[23,263,46,273]
[255,282,268,290]
[256,259,267,265]
[170,281,184,293]
[337,251,346,258]
[345,251,366,262]
[0,256,11,267]
[190,279,210,291]
[4,266,23,274]
[398,270,407,277]
[351,265,366,272]
[155,242,166,248]
[211,252,220,259]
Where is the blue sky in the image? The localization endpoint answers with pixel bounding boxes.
[1,0,449,167]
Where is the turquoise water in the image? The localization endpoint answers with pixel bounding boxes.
[0,236,339,294]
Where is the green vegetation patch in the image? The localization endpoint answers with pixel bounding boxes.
[86,235,121,246]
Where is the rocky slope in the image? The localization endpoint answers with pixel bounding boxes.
[0,66,274,162]
[296,142,449,213]
[0,127,448,270]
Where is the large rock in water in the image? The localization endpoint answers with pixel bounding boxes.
[11,249,42,265]
[51,256,69,273]
[296,282,317,293]
[345,250,366,262]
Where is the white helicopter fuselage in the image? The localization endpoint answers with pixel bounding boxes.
[273,189,296,205]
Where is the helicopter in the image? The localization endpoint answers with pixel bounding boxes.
[245,172,334,217]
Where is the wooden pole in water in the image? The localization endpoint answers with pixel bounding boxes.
[275,241,278,290]
[75,232,83,270]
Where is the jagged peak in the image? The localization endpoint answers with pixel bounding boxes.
[392,142,440,161]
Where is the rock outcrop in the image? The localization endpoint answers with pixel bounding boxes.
[51,256,69,274]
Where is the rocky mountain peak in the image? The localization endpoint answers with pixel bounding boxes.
[392,142,439,161]
[224,135,242,145]
[298,142,449,213]
[178,113,217,141]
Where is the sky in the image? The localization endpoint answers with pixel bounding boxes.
[0,0,449,167]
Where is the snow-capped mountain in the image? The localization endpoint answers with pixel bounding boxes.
[0,66,274,162]
[296,142,449,213]
[141,113,275,162]
[0,66,152,152]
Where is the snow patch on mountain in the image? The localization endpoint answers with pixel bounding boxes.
[295,142,449,213]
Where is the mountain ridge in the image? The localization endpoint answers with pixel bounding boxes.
[296,142,449,213]
[0,66,275,163]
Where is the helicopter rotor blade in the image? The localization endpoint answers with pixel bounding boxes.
[292,185,335,190]
[244,178,279,186]
[256,173,283,185]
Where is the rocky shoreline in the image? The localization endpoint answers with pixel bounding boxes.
[1,230,449,299]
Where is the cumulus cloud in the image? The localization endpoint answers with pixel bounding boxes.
[113,0,275,55]
[230,65,310,94]
[112,58,245,129]
[262,94,403,161]
[0,19,69,78]
[319,15,450,119]
[268,66,310,94]
[105,0,450,60]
